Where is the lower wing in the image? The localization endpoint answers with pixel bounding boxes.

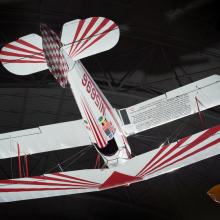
[0,119,91,159]
[118,75,220,136]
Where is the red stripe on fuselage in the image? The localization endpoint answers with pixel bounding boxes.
[80,63,121,132]
[81,100,101,147]
[83,98,107,147]
[81,99,104,148]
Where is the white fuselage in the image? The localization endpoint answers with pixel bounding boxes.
[66,60,131,167]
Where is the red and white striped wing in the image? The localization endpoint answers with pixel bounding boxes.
[61,17,119,61]
[0,171,101,203]
[0,34,47,75]
[1,124,220,203]
[136,124,220,179]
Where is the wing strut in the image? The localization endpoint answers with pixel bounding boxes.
[17,143,22,178]
[195,96,206,129]
[24,154,29,177]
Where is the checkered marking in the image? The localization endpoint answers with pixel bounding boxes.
[40,23,69,88]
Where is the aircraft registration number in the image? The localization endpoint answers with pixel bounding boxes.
[82,73,106,116]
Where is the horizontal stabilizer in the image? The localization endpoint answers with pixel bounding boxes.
[0,120,91,159]
[61,17,119,61]
[0,34,47,75]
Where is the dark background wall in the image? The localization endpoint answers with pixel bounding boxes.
[0,0,220,219]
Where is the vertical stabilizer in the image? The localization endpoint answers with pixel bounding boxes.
[40,23,70,88]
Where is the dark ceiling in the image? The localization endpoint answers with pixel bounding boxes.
[0,0,220,219]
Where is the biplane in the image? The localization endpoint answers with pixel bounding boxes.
[0,17,220,203]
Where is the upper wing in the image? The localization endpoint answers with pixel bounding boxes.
[118,75,220,136]
[0,34,47,75]
[0,119,91,159]
[61,17,119,61]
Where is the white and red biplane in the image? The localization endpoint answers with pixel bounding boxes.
[0,17,220,203]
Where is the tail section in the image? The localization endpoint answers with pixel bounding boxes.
[0,34,47,75]
[61,17,119,61]
[0,18,123,145]
[0,17,119,87]
[40,17,119,87]
[40,23,69,87]
[39,20,123,150]
[0,19,130,164]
